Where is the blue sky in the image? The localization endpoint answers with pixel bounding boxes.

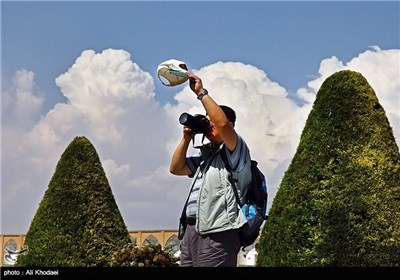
[3,1,399,107]
[2,1,399,235]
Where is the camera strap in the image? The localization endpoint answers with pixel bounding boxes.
[192,133,209,149]
[201,133,207,145]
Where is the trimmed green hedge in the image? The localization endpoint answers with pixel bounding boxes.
[257,70,400,266]
[17,136,131,266]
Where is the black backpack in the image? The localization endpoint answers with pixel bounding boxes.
[221,148,268,249]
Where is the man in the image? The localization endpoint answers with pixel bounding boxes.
[170,72,252,267]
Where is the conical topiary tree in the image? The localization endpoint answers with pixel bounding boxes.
[16,136,131,266]
[257,70,400,267]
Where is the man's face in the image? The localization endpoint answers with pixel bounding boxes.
[204,116,222,143]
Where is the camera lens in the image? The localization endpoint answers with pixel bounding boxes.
[179,112,210,134]
[179,113,191,126]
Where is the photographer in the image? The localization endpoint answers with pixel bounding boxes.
[170,72,252,267]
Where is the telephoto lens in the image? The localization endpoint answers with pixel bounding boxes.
[179,113,210,134]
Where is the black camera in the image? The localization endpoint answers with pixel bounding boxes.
[179,113,211,134]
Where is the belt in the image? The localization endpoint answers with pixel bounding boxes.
[187,216,196,226]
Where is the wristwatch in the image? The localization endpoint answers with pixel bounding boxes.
[197,88,208,100]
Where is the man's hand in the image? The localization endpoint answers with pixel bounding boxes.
[187,72,204,94]
[183,125,194,141]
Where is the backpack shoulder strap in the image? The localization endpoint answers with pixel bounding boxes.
[220,146,243,207]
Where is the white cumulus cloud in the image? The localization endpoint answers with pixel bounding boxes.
[2,47,399,235]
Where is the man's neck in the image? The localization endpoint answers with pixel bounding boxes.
[211,141,223,149]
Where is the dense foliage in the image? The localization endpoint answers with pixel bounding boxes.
[109,243,179,267]
[257,70,400,266]
[16,136,131,266]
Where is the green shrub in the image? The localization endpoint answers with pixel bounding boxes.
[16,136,131,266]
[257,70,400,267]
[109,243,179,267]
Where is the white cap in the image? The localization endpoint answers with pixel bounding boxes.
[157,59,189,87]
